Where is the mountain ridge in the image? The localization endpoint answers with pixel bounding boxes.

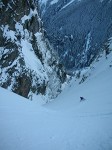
[40,0,112,69]
[0,0,66,101]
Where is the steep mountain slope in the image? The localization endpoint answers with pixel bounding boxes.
[40,0,112,69]
[0,0,66,100]
[0,51,112,150]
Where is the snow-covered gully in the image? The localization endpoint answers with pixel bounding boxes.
[0,52,112,150]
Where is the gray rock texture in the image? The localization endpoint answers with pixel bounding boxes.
[0,0,66,100]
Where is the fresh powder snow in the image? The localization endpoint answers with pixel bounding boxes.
[0,52,112,150]
[50,0,59,5]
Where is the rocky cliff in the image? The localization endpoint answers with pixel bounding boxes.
[0,0,66,101]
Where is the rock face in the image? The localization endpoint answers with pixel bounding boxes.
[40,0,112,69]
[0,0,66,100]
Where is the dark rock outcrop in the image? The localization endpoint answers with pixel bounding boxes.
[0,0,67,100]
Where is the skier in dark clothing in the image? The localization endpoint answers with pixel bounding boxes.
[80,97,86,102]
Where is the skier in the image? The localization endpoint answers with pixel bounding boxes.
[80,96,86,102]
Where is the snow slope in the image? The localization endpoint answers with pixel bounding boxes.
[61,0,82,10]
[0,52,112,150]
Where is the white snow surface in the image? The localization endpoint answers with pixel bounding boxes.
[0,52,112,150]
[61,0,82,10]
[20,39,46,77]
[50,0,59,5]
[2,25,17,42]
[39,0,49,5]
